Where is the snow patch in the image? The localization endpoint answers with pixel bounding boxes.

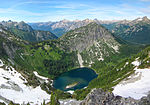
[59,99,81,105]
[132,60,141,67]
[0,59,4,67]
[67,90,74,94]
[33,71,49,83]
[113,68,150,99]
[112,45,119,52]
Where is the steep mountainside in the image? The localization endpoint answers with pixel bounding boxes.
[0,24,28,59]
[58,22,120,66]
[103,16,150,44]
[1,21,57,42]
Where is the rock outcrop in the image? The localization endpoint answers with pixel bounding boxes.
[80,88,150,105]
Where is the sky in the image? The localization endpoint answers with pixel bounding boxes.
[0,0,150,22]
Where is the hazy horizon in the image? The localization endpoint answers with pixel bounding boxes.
[1,16,149,23]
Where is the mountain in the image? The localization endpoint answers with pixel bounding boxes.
[1,20,34,32]
[29,19,94,37]
[58,22,121,66]
[0,21,146,104]
[1,20,58,42]
[102,16,150,44]
[29,19,124,37]
[0,24,28,59]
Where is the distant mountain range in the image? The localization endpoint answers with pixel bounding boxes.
[29,16,150,44]
[29,19,122,37]
[0,20,58,42]
[103,16,150,44]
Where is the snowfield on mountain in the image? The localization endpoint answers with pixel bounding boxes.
[113,60,150,99]
[0,59,50,105]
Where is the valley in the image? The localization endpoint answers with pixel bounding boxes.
[0,16,150,105]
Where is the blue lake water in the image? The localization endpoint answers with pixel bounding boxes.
[53,67,98,91]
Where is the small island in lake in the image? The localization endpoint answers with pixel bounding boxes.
[66,82,78,89]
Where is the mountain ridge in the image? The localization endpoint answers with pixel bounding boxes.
[58,22,121,66]
[103,16,150,44]
[0,20,58,42]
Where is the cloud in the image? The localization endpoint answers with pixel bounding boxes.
[0,0,149,22]
[51,3,88,9]
[140,0,150,2]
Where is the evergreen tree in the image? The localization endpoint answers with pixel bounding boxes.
[50,92,59,105]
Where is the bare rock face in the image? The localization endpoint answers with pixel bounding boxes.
[80,88,150,105]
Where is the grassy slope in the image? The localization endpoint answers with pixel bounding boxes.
[73,44,145,100]
[14,40,79,79]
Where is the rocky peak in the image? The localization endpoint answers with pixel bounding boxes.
[17,21,33,32]
[19,21,26,24]
[59,22,118,52]
[131,16,150,24]
[142,16,149,21]
[0,20,33,32]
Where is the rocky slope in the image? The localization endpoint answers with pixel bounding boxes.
[58,22,120,66]
[0,24,27,59]
[1,20,58,42]
[103,16,150,44]
[81,88,150,105]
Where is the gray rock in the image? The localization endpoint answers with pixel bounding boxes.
[80,88,150,105]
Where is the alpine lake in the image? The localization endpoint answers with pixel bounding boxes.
[53,67,98,91]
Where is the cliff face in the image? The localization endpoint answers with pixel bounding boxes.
[80,88,150,105]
